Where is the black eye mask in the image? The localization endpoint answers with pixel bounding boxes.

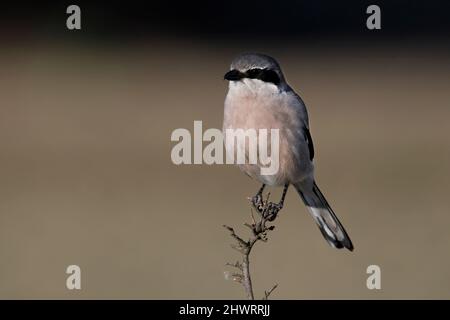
[224,68,281,85]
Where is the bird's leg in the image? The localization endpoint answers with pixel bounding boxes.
[264,184,289,221]
[251,184,266,214]
[278,183,289,207]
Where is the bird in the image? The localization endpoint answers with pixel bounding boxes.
[223,53,353,251]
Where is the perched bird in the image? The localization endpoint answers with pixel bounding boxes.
[223,53,353,251]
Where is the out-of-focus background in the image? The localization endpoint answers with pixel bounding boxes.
[1,1,450,299]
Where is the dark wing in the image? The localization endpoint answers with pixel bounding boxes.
[288,87,314,161]
[303,126,314,161]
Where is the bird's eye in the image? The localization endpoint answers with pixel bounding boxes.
[246,68,263,79]
[246,68,281,85]
[258,69,281,85]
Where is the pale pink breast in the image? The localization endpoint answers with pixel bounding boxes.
[223,87,307,186]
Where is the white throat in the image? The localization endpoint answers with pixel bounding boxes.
[229,78,280,96]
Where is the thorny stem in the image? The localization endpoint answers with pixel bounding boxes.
[224,192,282,300]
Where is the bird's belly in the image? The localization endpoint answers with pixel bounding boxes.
[223,93,311,186]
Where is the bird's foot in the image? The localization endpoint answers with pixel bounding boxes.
[250,194,283,221]
[251,193,265,214]
[263,202,283,221]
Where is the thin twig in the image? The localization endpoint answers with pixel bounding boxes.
[263,284,278,300]
[224,192,283,300]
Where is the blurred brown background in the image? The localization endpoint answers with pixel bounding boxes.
[1,1,450,299]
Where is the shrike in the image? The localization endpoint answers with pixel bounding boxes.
[223,53,353,251]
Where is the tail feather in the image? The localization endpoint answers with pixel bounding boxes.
[295,181,353,251]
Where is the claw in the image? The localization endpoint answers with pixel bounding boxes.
[251,194,264,214]
[264,202,283,221]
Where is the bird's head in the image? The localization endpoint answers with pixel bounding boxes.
[224,53,287,90]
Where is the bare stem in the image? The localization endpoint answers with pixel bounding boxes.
[263,284,278,300]
[242,248,254,299]
[224,192,282,300]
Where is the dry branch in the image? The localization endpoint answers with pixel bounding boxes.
[224,192,282,300]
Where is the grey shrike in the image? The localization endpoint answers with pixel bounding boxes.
[223,53,353,251]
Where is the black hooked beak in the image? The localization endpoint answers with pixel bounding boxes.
[224,69,244,81]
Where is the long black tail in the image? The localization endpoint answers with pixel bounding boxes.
[294,181,353,251]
